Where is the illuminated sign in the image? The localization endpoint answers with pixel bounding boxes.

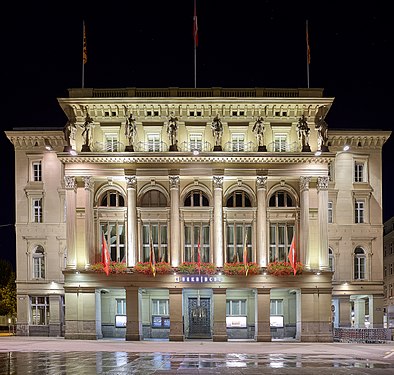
[270,315,284,328]
[175,275,222,283]
[226,316,247,328]
[115,315,126,328]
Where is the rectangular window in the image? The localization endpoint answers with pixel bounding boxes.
[142,223,168,262]
[189,133,202,151]
[226,300,246,316]
[328,201,333,223]
[354,162,364,182]
[31,296,49,325]
[355,200,364,223]
[32,198,43,223]
[270,299,283,315]
[152,299,169,315]
[184,224,210,262]
[116,299,126,315]
[226,224,252,263]
[32,161,42,181]
[101,222,125,262]
[231,134,245,151]
[105,134,118,152]
[147,134,160,152]
[274,134,287,152]
[269,224,294,262]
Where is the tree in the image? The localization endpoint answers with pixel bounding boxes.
[0,259,16,317]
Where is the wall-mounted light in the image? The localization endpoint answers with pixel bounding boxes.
[343,144,350,151]
[69,149,78,156]
[44,139,53,151]
[192,149,199,156]
[315,150,322,156]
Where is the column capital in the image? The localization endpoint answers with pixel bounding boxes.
[299,176,311,192]
[213,176,223,189]
[256,176,267,189]
[64,176,77,191]
[317,176,329,191]
[82,176,94,191]
[169,175,180,189]
[125,175,137,189]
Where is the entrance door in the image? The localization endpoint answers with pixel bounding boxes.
[187,297,211,338]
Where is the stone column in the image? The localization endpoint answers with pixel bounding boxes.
[169,175,180,267]
[317,177,329,269]
[212,288,228,341]
[338,297,351,327]
[299,177,311,267]
[169,288,184,341]
[95,290,103,339]
[353,298,366,328]
[126,176,137,267]
[255,288,271,341]
[64,176,77,269]
[213,176,224,267]
[125,287,141,341]
[256,176,267,267]
[369,295,384,328]
[82,176,94,267]
[48,295,61,337]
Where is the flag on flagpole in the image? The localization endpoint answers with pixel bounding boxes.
[288,235,297,276]
[243,232,249,276]
[101,231,111,276]
[306,20,310,65]
[197,238,201,275]
[83,21,87,64]
[193,0,198,48]
[149,234,156,277]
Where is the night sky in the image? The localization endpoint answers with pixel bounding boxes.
[1,1,393,269]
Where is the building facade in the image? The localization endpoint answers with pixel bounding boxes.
[6,87,390,341]
[384,217,394,327]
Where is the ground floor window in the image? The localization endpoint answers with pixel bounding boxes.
[152,299,170,328]
[184,223,210,262]
[116,299,126,315]
[270,299,283,315]
[226,299,246,315]
[31,296,49,325]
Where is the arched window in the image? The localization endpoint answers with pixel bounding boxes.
[354,247,366,280]
[141,190,167,207]
[33,245,45,279]
[184,190,209,207]
[329,248,334,272]
[226,191,251,207]
[269,190,294,207]
[100,190,125,207]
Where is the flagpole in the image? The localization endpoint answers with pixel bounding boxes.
[306,20,310,88]
[82,21,85,88]
[193,0,198,88]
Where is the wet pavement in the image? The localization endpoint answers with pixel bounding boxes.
[0,337,394,374]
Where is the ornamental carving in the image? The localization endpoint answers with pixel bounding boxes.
[169,175,180,188]
[82,176,94,191]
[126,176,137,189]
[213,176,223,189]
[317,176,329,191]
[256,176,267,189]
[64,176,76,190]
[299,176,311,192]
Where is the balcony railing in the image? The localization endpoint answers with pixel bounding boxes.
[223,141,257,152]
[179,141,212,152]
[134,141,169,152]
[266,141,299,152]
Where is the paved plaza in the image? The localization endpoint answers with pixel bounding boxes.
[0,337,394,374]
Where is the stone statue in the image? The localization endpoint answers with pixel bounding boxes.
[211,114,223,150]
[315,106,329,151]
[253,116,266,151]
[80,112,94,151]
[63,119,77,150]
[297,114,311,152]
[166,113,178,151]
[125,113,137,151]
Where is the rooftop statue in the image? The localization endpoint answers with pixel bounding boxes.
[211,114,223,150]
[125,113,137,151]
[314,106,329,152]
[297,114,311,152]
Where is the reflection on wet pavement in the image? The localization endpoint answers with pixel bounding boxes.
[0,351,393,374]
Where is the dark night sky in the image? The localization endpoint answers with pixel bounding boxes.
[1,1,393,269]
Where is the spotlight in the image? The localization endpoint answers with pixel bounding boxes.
[343,145,350,151]
[44,139,53,151]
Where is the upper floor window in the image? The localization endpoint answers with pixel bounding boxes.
[269,224,294,262]
[269,191,294,207]
[32,198,43,223]
[274,134,287,152]
[147,133,160,151]
[32,161,42,182]
[184,190,209,207]
[354,162,364,182]
[101,222,125,262]
[226,224,251,263]
[328,201,333,223]
[105,134,118,152]
[355,200,365,223]
[189,133,202,151]
[226,191,251,207]
[142,223,168,262]
[328,248,334,272]
[33,245,45,279]
[100,190,125,207]
[141,190,167,207]
[232,134,245,151]
[354,247,366,280]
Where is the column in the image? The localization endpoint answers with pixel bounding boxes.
[212,288,228,341]
[213,176,224,267]
[369,295,384,328]
[48,295,61,337]
[125,287,141,341]
[169,175,180,267]
[64,176,77,269]
[95,290,103,339]
[169,288,184,341]
[317,177,329,269]
[338,297,351,327]
[255,288,271,341]
[126,176,137,267]
[82,176,94,267]
[299,177,310,266]
[256,176,267,267]
[354,298,365,328]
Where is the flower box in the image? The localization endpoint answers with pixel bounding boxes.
[134,262,173,275]
[177,262,216,275]
[223,262,260,275]
[266,261,303,276]
[90,261,128,274]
